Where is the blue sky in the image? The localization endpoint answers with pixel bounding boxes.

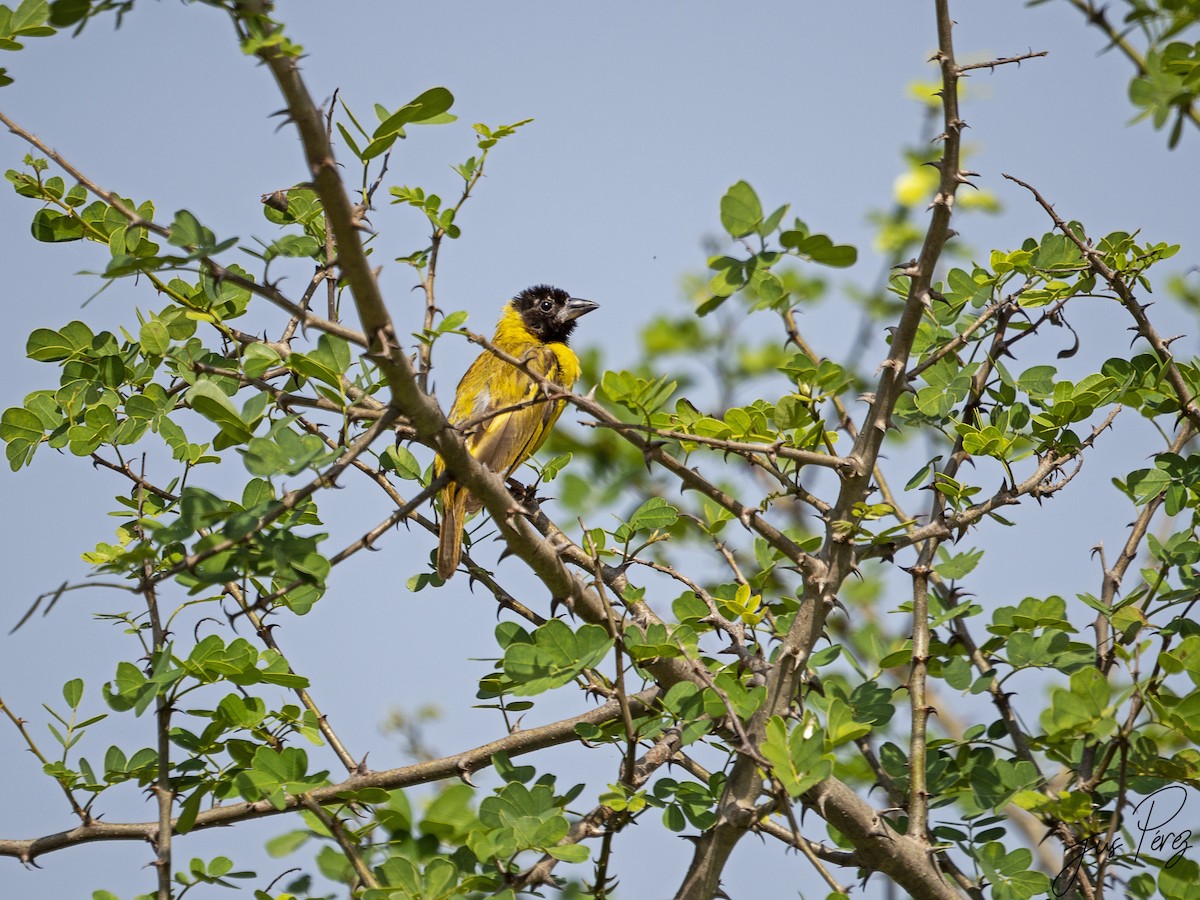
[1,2,1198,898]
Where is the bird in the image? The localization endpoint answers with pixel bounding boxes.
[435,284,599,580]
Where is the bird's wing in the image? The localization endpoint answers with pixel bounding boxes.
[453,345,566,480]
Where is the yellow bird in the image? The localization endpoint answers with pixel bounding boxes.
[436,285,599,580]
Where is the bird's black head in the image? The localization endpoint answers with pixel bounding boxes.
[511,284,599,345]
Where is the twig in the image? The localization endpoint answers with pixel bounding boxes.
[958,49,1048,72]
[906,562,933,840]
[861,406,1122,558]
[583,527,639,786]
[323,90,340,323]
[298,795,378,890]
[9,579,136,634]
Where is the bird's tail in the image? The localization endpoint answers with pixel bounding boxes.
[437,484,469,580]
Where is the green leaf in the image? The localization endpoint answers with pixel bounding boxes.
[232,745,328,810]
[138,320,170,357]
[48,0,87,27]
[436,310,468,334]
[265,829,310,858]
[242,342,282,380]
[30,208,83,242]
[175,786,206,835]
[62,678,83,708]
[719,180,762,238]
[0,406,44,469]
[335,122,363,160]
[374,87,455,138]
[168,209,211,249]
[780,231,858,267]
[11,0,49,31]
[1040,666,1113,739]
[288,333,350,390]
[760,714,832,796]
[1016,364,1056,398]
[503,620,613,696]
[935,547,984,580]
[1121,467,1171,505]
[381,444,423,481]
[545,844,590,862]
[266,234,321,261]
[26,321,93,361]
[626,497,678,533]
[242,418,329,477]
[186,381,255,444]
[696,294,730,316]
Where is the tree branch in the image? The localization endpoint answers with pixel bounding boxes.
[0,690,659,864]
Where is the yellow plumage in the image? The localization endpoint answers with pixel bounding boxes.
[435,285,597,580]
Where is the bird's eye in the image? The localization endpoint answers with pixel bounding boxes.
[540,299,554,312]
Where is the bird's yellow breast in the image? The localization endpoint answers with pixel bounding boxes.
[491,304,582,389]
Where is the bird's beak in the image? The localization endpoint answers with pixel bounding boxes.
[561,297,600,321]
